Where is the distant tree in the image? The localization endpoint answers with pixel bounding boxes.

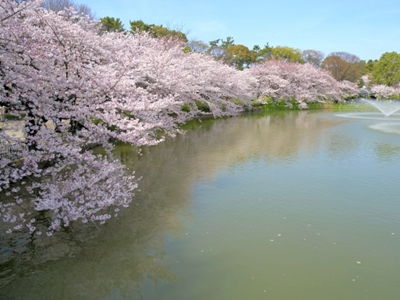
[271,46,303,63]
[129,20,154,33]
[100,16,125,32]
[208,39,220,49]
[245,59,344,105]
[188,40,209,53]
[371,52,400,86]
[130,20,187,42]
[221,36,235,49]
[152,25,188,42]
[205,38,257,69]
[302,49,324,67]
[226,44,256,70]
[41,0,95,19]
[357,60,366,75]
[360,75,371,87]
[357,74,365,88]
[207,39,225,60]
[253,45,260,53]
[321,52,361,82]
[365,59,377,73]
[255,43,273,61]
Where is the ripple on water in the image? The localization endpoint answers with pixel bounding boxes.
[336,112,400,121]
[369,122,400,134]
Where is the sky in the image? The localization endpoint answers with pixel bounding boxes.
[81,0,400,61]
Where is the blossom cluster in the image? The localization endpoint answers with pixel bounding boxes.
[244,60,352,107]
[370,85,400,98]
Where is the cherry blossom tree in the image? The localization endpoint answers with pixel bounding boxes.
[360,75,371,87]
[370,85,400,99]
[0,0,251,235]
[245,60,344,107]
[338,80,359,99]
[360,76,400,98]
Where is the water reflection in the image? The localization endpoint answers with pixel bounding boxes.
[0,198,181,299]
[0,111,362,299]
[0,157,188,299]
[373,143,400,162]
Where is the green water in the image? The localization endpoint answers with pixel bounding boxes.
[1,111,400,299]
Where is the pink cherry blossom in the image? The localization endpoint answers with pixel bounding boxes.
[245,60,355,107]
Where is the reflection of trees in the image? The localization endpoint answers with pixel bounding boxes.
[1,111,345,298]
[0,159,186,299]
[373,143,400,161]
[324,133,356,159]
[145,111,345,177]
[1,192,181,298]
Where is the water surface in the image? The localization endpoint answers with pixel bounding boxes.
[1,110,400,299]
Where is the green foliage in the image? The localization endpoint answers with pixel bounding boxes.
[90,118,116,131]
[152,25,188,42]
[250,96,327,111]
[371,52,400,86]
[255,43,273,61]
[261,96,274,104]
[356,60,366,76]
[306,102,325,109]
[230,98,246,106]
[357,77,365,88]
[181,103,190,112]
[91,118,106,126]
[209,36,234,49]
[195,100,211,112]
[207,37,268,69]
[122,111,134,118]
[207,38,277,68]
[251,96,273,107]
[256,98,300,110]
[329,101,377,112]
[226,44,256,70]
[182,45,191,53]
[4,113,24,120]
[271,46,304,63]
[257,101,298,111]
[129,20,154,33]
[365,59,377,73]
[221,36,235,49]
[278,98,287,106]
[209,39,220,48]
[100,16,125,32]
[130,20,187,42]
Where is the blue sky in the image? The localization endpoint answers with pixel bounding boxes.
[81,0,400,60]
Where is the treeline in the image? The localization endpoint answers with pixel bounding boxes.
[41,0,400,88]
[100,17,400,89]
